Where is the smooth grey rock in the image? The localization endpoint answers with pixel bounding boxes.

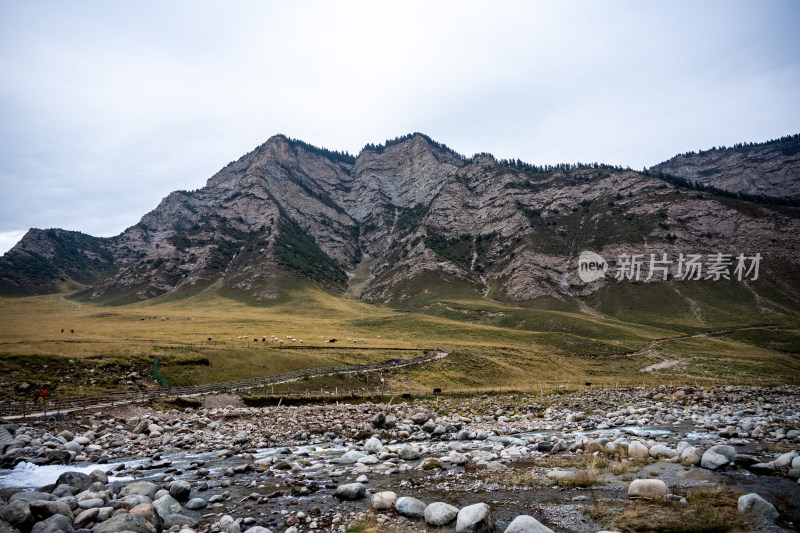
[169,480,191,502]
[185,498,207,510]
[424,501,459,526]
[701,450,730,471]
[153,494,182,520]
[120,481,160,500]
[449,450,468,465]
[773,450,798,468]
[504,515,555,533]
[738,493,779,520]
[10,491,57,503]
[92,512,158,533]
[77,498,105,509]
[395,496,426,518]
[682,447,703,465]
[88,469,108,484]
[73,507,100,527]
[399,444,421,460]
[648,444,678,459]
[334,483,366,501]
[30,513,75,533]
[364,437,386,455]
[456,502,494,532]
[163,513,196,528]
[410,412,431,425]
[707,444,737,461]
[748,462,777,475]
[0,500,33,530]
[332,450,367,464]
[63,441,82,454]
[29,499,74,522]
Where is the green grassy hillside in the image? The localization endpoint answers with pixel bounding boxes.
[0,279,798,402]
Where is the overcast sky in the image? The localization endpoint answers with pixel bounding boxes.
[1,1,799,254]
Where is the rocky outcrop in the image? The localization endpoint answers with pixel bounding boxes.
[2,132,799,308]
[650,134,800,199]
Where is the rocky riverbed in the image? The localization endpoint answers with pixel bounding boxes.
[1,386,800,532]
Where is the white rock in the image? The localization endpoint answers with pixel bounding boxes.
[370,491,397,511]
[649,444,678,459]
[364,437,386,455]
[504,515,555,533]
[628,479,670,500]
[456,502,494,533]
[627,441,649,460]
[424,502,459,526]
[701,450,729,471]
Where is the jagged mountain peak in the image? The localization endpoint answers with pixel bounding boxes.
[2,133,799,309]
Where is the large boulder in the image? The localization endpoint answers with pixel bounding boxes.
[456,502,494,533]
[773,450,798,468]
[395,496,426,518]
[370,491,398,511]
[153,494,182,520]
[54,471,91,493]
[628,479,670,500]
[89,469,108,484]
[120,481,160,500]
[424,502,459,527]
[334,483,366,501]
[130,502,164,531]
[707,445,737,461]
[169,480,192,502]
[370,412,385,428]
[399,444,421,461]
[738,493,779,520]
[504,515,555,533]
[93,512,159,533]
[648,444,678,460]
[701,450,730,471]
[364,437,386,455]
[185,497,207,510]
[30,514,75,533]
[0,500,34,531]
[9,492,56,503]
[332,450,367,464]
[162,513,196,529]
[73,507,100,528]
[680,446,702,465]
[627,441,649,460]
[410,411,431,425]
[29,500,74,522]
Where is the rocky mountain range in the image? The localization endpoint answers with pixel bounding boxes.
[651,134,800,199]
[2,133,800,310]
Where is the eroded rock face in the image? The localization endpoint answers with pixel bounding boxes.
[651,135,800,199]
[3,133,799,306]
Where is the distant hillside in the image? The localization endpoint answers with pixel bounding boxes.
[0,229,116,295]
[1,133,799,314]
[650,134,800,199]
